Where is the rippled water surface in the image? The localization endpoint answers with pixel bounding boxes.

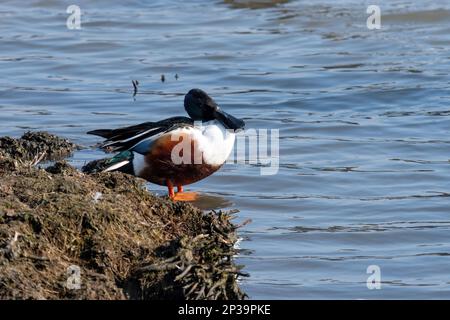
[1,0,450,299]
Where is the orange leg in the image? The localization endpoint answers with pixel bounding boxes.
[166,180,175,198]
[172,184,198,202]
[167,182,198,201]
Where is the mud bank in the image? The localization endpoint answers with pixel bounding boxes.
[0,132,246,300]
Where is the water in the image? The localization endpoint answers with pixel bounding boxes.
[1,0,450,299]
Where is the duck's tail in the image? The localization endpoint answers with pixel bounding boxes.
[86,129,114,139]
[82,151,134,175]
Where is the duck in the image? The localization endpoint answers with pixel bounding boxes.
[86,89,245,201]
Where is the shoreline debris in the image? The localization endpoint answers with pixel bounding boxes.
[0,132,246,300]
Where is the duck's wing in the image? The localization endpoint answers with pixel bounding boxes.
[87,116,194,152]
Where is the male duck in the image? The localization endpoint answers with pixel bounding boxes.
[86,89,245,201]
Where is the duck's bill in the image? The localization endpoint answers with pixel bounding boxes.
[214,109,245,131]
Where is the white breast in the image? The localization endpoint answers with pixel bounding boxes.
[197,120,236,165]
[171,120,235,166]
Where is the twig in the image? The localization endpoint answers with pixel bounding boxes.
[132,80,139,97]
[175,264,194,281]
[23,254,50,261]
[235,219,252,228]
[31,151,47,166]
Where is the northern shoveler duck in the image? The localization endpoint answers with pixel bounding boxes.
[86,89,245,201]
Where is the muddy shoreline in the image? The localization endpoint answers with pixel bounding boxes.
[0,132,246,300]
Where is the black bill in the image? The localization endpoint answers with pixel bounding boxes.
[214,109,245,131]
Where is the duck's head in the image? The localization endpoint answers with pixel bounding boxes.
[184,88,245,131]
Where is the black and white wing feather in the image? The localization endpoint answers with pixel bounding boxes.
[87,116,194,153]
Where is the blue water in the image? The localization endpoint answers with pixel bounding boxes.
[1,0,450,299]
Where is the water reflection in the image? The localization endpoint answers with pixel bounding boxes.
[190,193,234,211]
